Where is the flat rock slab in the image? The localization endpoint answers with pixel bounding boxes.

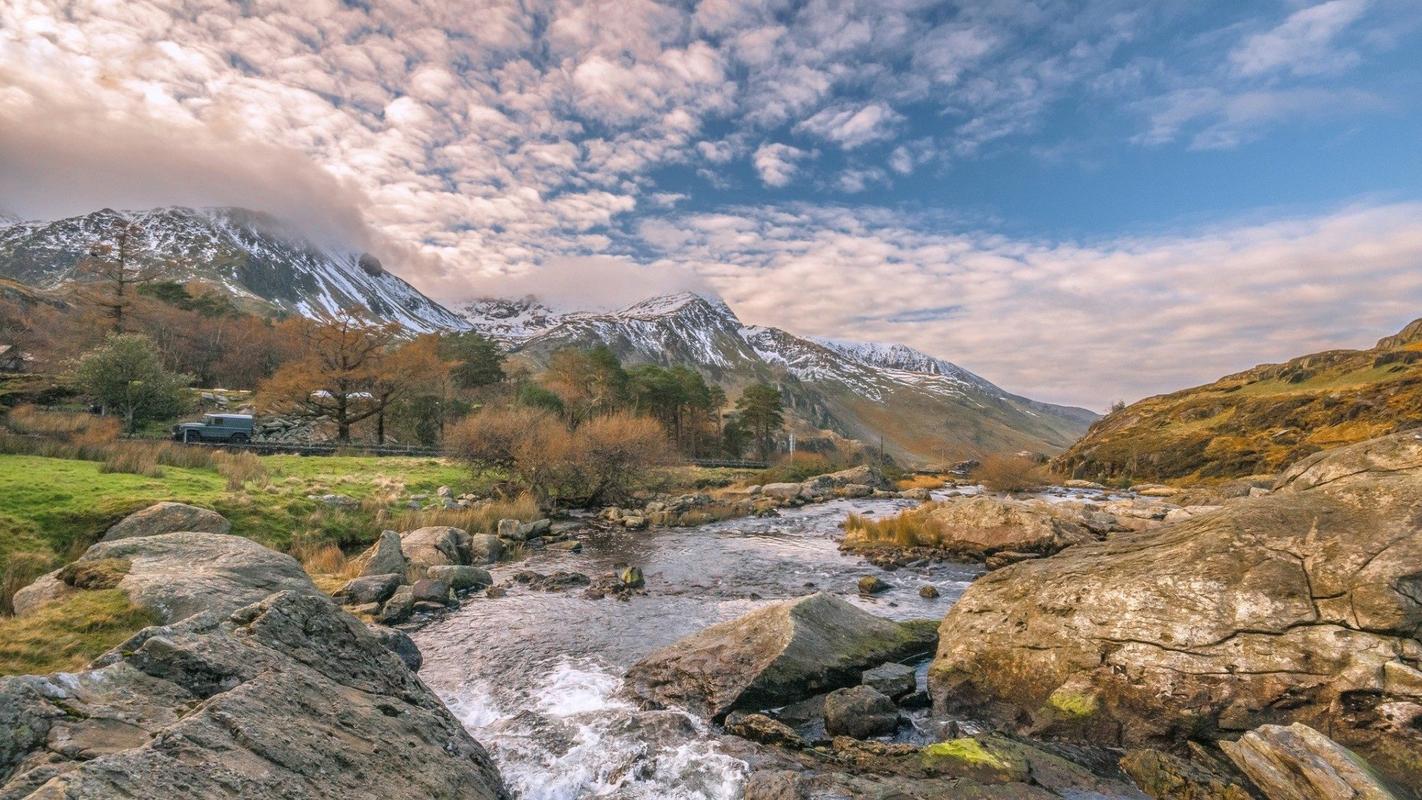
[625,592,936,720]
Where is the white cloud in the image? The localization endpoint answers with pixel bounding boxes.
[795,101,903,149]
[641,202,1422,409]
[752,142,810,187]
[1136,86,1385,149]
[1230,0,1370,77]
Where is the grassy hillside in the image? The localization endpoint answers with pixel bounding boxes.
[1055,318,1422,484]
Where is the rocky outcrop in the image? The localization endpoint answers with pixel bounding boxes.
[929,432,1422,792]
[624,592,935,720]
[13,533,319,621]
[101,502,231,541]
[1220,723,1402,800]
[0,591,508,798]
[842,495,1100,567]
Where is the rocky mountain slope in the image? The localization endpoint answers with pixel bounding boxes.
[467,292,1097,464]
[1056,316,1422,483]
[0,207,466,332]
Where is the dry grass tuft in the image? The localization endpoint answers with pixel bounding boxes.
[99,443,164,477]
[214,450,268,490]
[388,493,542,534]
[0,588,158,676]
[845,508,940,547]
[292,540,353,578]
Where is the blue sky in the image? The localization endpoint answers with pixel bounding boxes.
[2,0,1421,407]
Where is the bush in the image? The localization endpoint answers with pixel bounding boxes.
[450,407,675,506]
[973,454,1050,493]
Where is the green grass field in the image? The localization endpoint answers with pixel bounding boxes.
[0,452,489,574]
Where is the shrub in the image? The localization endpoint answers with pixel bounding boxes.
[214,450,268,490]
[973,454,1050,493]
[568,412,674,506]
[448,406,557,472]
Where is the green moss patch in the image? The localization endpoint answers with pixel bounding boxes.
[1046,687,1099,719]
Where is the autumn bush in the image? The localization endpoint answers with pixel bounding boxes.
[449,407,674,506]
[973,454,1050,493]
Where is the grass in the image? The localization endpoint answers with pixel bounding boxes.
[845,509,939,547]
[0,588,158,675]
[0,452,492,587]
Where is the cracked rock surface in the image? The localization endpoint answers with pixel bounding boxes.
[929,431,1422,792]
[0,591,508,800]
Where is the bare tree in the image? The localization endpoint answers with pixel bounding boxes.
[76,217,163,333]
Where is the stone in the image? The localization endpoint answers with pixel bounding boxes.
[761,482,803,499]
[742,771,803,800]
[355,530,408,578]
[312,493,358,508]
[622,515,648,530]
[376,585,414,625]
[519,518,552,539]
[426,565,492,591]
[399,526,470,569]
[625,592,936,720]
[862,662,916,700]
[547,540,582,553]
[338,573,402,605]
[1220,723,1400,800]
[0,592,507,799]
[858,575,890,594]
[724,711,804,748]
[410,578,452,605]
[437,485,452,497]
[13,533,319,623]
[467,533,503,564]
[496,518,521,539]
[928,432,1422,789]
[840,483,874,498]
[102,502,230,541]
[618,566,645,589]
[1119,749,1254,800]
[1064,479,1107,490]
[919,585,940,599]
[824,685,899,738]
[367,623,423,671]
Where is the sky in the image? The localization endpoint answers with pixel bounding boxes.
[1,0,1421,409]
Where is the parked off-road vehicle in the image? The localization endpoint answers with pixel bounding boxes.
[173,413,254,443]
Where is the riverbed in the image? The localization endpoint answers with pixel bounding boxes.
[413,493,984,799]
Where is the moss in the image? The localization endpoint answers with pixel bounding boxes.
[921,738,1012,769]
[1046,687,1099,719]
[0,588,157,676]
[59,558,131,590]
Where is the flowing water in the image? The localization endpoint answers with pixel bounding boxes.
[413,493,983,799]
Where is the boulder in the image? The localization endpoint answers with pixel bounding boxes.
[519,518,551,539]
[426,565,492,591]
[376,585,414,625]
[338,573,402,605]
[857,575,890,594]
[496,518,521,539]
[467,533,503,564]
[919,585,940,599]
[862,662,916,700]
[928,432,1422,789]
[354,530,407,577]
[399,526,470,570]
[1118,749,1255,800]
[923,496,1095,558]
[761,483,803,500]
[841,483,873,498]
[625,592,936,720]
[367,623,423,671]
[824,685,899,738]
[1220,723,1400,800]
[410,578,452,605]
[102,502,230,541]
[724,711,805,748]
[13,533,319,623]
[0,592,506,799]
[823,465,891,490]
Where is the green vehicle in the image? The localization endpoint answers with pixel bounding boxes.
[173,413,254,444]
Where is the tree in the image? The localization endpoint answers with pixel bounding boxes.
[73,334,191,432]
[736,383,784,461]
[370,334,453,444]
[721,414,750,458]
[257,314,402,442]
[442,331,505,389]
[75,218,163,334]
[543,346,627,423]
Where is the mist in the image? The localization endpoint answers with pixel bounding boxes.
[455,255,721,311]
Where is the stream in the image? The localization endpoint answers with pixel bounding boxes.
[412,492,983,799]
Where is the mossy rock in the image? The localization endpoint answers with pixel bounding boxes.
[1046,687,1099,720]
[58,558,131,590]
[921,737,1030,783]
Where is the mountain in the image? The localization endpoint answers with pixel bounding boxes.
[469,291,1097,464]
[0,207,466,332]
[1055,317,1422,484]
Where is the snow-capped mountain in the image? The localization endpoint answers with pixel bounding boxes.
[0,206,466,332]
[470,291,1097,462]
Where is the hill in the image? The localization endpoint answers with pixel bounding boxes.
[1055,317,1422,483]
[467,292,1097,464]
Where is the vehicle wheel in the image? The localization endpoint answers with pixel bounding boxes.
[230,433,249,444]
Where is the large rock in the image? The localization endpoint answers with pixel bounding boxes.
[928,432,1422,790]
[0,591,507,799]
[823,685,899,738]
[625,592,936,720]
[398,526,471,570]
[466,533,503,564]
[922,496,1095,558]
[1220,723,1401,800]
[354,530,407,577]
[102,502,230,541]
[13,533,320,623]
